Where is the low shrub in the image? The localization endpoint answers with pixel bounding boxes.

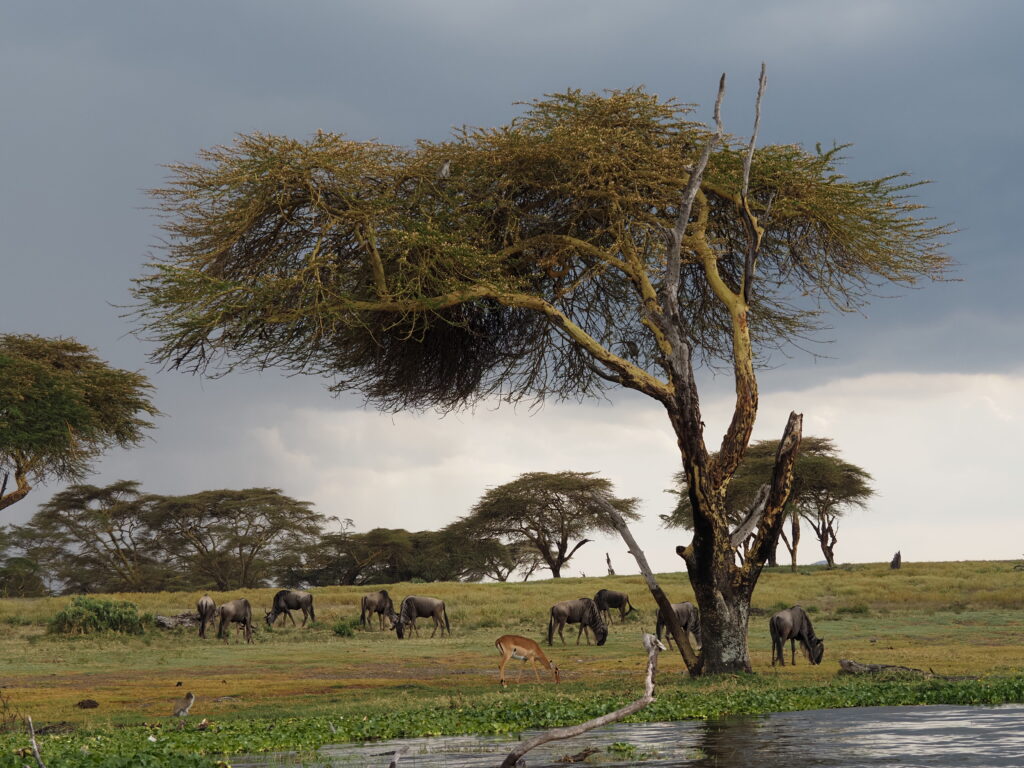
[332,617,360,637]
[48,596,148,635]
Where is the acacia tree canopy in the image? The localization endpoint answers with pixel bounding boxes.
[132,80,949,674]
[22,480,170,593]
[459,471,640,578]
[0,335,158,513]
[147,488,324,590]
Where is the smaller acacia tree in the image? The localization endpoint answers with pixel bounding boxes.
[796,449,873,568]
[0,335,158,513]
[147,488,324,589]
[460,471,639,578]
[663,437,873,569]
[21,480,170,593]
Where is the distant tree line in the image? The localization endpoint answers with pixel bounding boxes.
[0,470,636,596]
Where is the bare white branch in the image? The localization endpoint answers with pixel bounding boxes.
[741,62,767,199]
[662,73,726,315]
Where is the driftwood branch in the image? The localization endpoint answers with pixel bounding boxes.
[500,635,666,768]
[26,717,46,768]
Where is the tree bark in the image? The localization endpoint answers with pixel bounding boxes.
[0,467,32,512]
[790,508,800,572]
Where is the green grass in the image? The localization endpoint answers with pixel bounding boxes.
[1,560,1023,766]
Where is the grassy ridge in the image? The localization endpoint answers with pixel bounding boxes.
[1,560,1023,766]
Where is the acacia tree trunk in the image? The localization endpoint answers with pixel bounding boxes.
[674,411,803,674]
[790,508,800,572]
[819,515,837,568]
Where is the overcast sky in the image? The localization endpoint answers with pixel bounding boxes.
[2,1,1022,577]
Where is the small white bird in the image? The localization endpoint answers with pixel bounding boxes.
[172,692,195,718]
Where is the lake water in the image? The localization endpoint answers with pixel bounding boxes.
[232,704,1024,767]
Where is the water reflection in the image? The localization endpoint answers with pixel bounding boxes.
[233,704,1024,767]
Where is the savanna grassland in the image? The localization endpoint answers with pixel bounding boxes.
[2,560,1024,766]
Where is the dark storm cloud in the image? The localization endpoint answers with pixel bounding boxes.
[2,0,1021,540]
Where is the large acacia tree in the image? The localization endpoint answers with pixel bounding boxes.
[0,335,158,512]
[133,73,949,674]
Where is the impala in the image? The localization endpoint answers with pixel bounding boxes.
[495,634,560,686]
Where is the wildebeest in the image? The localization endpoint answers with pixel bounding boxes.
[593,588,636,623]
[655,601,702,649]
[196,594,216,639]
[360,589,396,630]
[217,598,254,644]
[394,595,451,639]
[547,598,608,646]
[770,605,824,666]
[265,589,315,628]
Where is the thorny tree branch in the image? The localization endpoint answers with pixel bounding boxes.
[499,635,666,768]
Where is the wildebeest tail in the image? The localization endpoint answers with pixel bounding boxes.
[547,612,554,646]
[443,604,451,634]
[309,597,315,623]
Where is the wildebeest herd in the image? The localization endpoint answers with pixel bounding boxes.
[195,589,315,643]
[194,587,824,684]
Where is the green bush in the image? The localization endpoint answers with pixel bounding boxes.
[332,617,360,637]
[48,596,148,635]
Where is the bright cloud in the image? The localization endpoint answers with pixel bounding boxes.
[224,370,1023,577]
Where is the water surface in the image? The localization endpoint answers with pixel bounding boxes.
[232,704,1024,767]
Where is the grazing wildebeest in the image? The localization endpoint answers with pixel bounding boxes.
[393,595,450,639]
[217,598,254,644]
[360,589,396,630]
[593,588,636,624]
[547,598,608,646]
[770,605,824,666]
[196,594,216,639]
[655,601,702,649]
[495,634,560,686]
[265,589,315,628]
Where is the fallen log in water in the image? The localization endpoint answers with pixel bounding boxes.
[838,659,977,680]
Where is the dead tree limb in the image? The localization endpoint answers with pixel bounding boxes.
[499,634,666,768]
[598,499,699,674]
